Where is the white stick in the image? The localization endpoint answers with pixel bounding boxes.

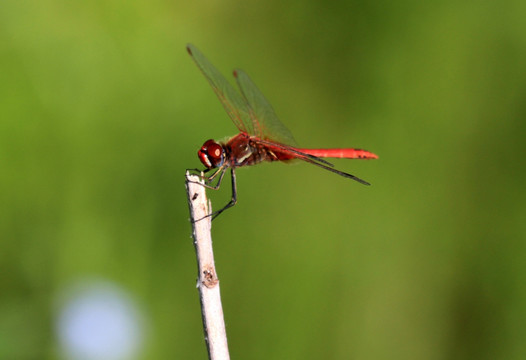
[185,172,230,360]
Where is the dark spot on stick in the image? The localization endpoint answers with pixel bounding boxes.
[202,267,219,288]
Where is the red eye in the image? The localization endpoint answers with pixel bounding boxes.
[198,140,224,168]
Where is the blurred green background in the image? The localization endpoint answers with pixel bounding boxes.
[1,0,525,359]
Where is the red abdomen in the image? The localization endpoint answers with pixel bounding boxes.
[298,148,378,159]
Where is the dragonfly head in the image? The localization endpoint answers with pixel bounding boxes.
[198,139,225,169]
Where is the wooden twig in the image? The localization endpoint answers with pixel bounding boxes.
[185,172,230,360]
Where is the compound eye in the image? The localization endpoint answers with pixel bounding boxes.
[198,140,224,168]
[206,141,223,160]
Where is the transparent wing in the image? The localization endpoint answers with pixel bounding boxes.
[186,44,253,134]
[234,69,297,146]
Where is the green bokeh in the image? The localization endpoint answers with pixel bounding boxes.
[1,1,525,359]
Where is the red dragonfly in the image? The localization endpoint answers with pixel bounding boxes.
[187,44,378,220]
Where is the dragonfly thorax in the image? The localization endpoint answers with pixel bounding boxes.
[198,139,225,169]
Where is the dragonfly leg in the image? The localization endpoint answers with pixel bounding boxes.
[209,168,238,220]
[191,168,238,222]
[188,167,237,222]
[186,167,212,181]
[186,166,226,190]
[186,167,210,174]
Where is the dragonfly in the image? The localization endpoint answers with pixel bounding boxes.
[187,44,378,220]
